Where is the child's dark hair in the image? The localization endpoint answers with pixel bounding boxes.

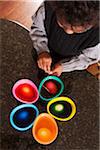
[49,1,99,27]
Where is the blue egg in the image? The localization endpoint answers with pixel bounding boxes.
[10,104,39,131]
[17,111,29,120]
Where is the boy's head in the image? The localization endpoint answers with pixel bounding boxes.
[49,1,99,34]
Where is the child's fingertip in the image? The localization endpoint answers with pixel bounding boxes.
[49,71,53,74]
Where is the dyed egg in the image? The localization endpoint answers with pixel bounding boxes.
[32,113,58,145]
[47,97,76,121]
[12,79,39,103]
[38,76,64,101]
[44,81,57,94]
[10,104,39,131]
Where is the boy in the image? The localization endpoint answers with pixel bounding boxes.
[30,1,99,76]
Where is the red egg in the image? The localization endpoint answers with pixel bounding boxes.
[44,81,57,94]
[15,83,37,102]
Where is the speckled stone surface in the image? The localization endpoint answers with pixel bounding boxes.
[0,19,99,150]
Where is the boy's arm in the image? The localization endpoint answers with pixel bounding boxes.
[29,2,52,73]
[60,43,100,72]
[29,2,50,55]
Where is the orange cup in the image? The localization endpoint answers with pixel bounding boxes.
[32,113,58,145]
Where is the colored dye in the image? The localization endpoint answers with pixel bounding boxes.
[13,107,37,128]
[49,101,72,118]
[41,80,61,99]
[37,128,51,142]
[44,81,57,94]
[15,83,37,102]
[39,76,64,101]
[55,104,64,112]
[32,113,58,145]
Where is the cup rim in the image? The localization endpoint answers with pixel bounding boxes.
[47,96,76,121]
[38,76,64,101]
[10,104,39,131]
[32,113,58,145]
[12,79,39,104]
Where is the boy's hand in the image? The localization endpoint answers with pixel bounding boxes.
[50,63,63,76]
[37,52,52,73]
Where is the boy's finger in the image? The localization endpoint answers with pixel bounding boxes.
[38,60,43,69]
[38,58,52,73]
[47,63,51,72]
[46,61,52,73]
[43,64,48,72]
[52,70,59,76]
[43,64,50,73]
[52,67,57,72]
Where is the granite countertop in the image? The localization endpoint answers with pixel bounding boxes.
[0,19,99,150]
